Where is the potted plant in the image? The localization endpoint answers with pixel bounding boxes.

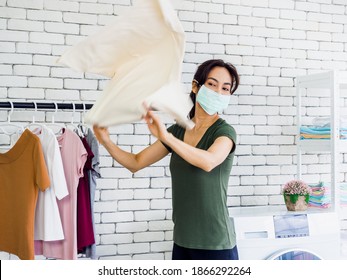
[282,179,312,211]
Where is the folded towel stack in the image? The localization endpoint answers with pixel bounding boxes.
[300,126,347,139]
[308,182,347,208]
[312,116,347,128]
[341,184,347,207]
[308,182,331,208]
[300,116,347,139]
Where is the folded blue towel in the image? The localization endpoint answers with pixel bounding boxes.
[301,126,347,136]
[300,126,331,134]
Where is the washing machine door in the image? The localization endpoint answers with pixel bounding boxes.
[267,248,323,260]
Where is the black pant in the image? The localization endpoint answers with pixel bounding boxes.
[172,243,239,260]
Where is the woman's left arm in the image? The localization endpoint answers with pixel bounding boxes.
[144,111,233,172]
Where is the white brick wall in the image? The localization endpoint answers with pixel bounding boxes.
[1,0,347,260]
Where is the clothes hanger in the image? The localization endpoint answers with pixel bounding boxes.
[0,102,24,151]
[78,102,90,136]
[66,102,84,137]
[44,102,66,135]
[0,101,25,135]
[25,101,45,134]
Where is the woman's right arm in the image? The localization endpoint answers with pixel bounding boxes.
[93,125,169,173]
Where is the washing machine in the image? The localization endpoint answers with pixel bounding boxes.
[229,205,341,260]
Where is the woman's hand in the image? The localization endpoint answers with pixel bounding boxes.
[143,110,169,142]
[93,125,111,146]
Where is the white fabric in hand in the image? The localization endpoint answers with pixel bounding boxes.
[57,0,194,129]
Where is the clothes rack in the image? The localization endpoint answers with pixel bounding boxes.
[0,101,93,111]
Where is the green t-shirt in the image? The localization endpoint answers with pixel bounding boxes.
[164,118,237,250]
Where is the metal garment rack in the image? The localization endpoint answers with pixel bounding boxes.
[0,100,95,260]
[0,101,93,111]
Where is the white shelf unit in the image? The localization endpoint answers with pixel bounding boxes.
[296,70,347,216]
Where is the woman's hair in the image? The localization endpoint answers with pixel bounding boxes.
[188,59,239,119]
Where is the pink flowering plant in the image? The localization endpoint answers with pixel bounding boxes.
[282,179,312,204]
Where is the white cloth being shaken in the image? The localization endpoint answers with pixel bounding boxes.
[57,0,194,129]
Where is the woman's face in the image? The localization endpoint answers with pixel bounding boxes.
[204,66,232,95]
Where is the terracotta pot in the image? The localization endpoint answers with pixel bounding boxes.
[284,194,309,211]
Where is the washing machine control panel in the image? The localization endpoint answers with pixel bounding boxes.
[273,214,309,238]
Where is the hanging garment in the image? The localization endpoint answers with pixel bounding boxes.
[81,128,101,259]
[35,128,87,260]
[56,0,194,129]
[33,126,68,243]
[77,137,95,253]
[0,129,50,260]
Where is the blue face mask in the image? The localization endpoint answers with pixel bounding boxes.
[196,85,230,115]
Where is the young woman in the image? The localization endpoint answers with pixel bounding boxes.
[93,59,240,260]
